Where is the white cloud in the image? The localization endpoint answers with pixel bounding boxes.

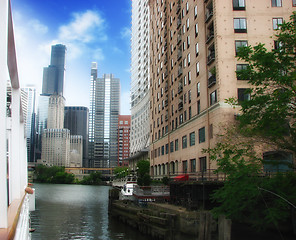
[120,27,131,39]
[93,48,105,61]
[59,10,107,43]
[29,19,48,35]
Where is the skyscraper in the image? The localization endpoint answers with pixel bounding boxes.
[42,44,66,96]
[130,0,150,166]
[22,86,37,162]
[64,106,89,167]
[88,63,120,168]
[148,0,294,178]
[118,115,131,167]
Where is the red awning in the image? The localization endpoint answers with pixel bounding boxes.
[174,174,189,181]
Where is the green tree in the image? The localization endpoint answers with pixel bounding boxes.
[80,171,102,185]
[136,159,151,186]
[233,12,296,154]
[34,165,75,184]
[113,166,129,179]
[206,142,296,230]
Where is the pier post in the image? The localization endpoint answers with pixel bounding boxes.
[218,215,231,240]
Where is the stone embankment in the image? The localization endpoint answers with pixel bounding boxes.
[108,188,231,240]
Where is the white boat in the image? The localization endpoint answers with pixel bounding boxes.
[119,183,138,201]
[0,1,35,239]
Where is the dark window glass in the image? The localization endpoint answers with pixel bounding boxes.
[234,18,247,33]
[233,0,245,10]
[182,135,187,149]
[199,127,206,143]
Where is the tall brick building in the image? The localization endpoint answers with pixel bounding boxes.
[148,0,294,178]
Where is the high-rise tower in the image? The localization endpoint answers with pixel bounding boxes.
[88,63,120,168]
[148,0,294,178]
[42,44,66,96]
[130,0,150,167]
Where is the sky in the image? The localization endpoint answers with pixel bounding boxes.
[12,0,132,115]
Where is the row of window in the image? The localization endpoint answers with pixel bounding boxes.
[152,156,207,176]
[153,126,206,158]
[233,0,296,9]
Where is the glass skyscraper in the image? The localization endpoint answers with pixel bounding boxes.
[42,44,66,96]
[88,63,120,168]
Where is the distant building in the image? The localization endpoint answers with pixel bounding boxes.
[42,44,66,96]
[47,95,65,129]
[88,63,120,168]
[64,106,89,167]
[40,128,70,166]
[22,86,37,162]
[35,95,50,160]
[118,115,131,166]
[130,0,150,170]
[70,135,83,167]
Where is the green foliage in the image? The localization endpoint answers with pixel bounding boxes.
[206,142,296,230]
[113,166,129,179]
[136,159,151,186]
[161,176,171,185]
[35,165,75,184]
[80,171,102,185]
[233,12,296,154]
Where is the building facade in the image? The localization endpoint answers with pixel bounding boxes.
[130,0,151,166]
[88,63,120,168]
[64,106,89,167]
[41,128,70,166]
[42,44,66,96]
[22,86,37,162]
[70,135,83,167]
[118,115,131,166]
[148,0,294,178]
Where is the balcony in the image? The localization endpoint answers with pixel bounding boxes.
[205,10,213,23]
[177,34,182,44]
[178,67,183,77]
[206,31,214,44]
[177,50,182,60]
[165,99,168,107]
[177,19,181,29]
[208,75,216,88]
[178,85,183,94]
[178,102,183,111]
[207,51,215,65]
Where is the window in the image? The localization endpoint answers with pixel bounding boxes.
[175,139,179,151]
[197,82,200,97]
[236,64,249,80]
[187,36,190,48]
[195,23,199,37]
[183,160,188,173]
[234,18,247,33]
[235,40,248,55]
[233,0,245,10]
[195,42,199,56]
[274,40,283,50]
[196,62,200,75]
[194,6,198,18]
[188,53,191,66]
[238,88,251,102]
[161,145,164,155]
[170,141,174,152]
[200,157,207,172]
[197,100,201,114]
[188,90,191,103]
[199,127,206,143]
[188,71,191,84]
[271,0,282,7]
[190,132,195,146]
[165,143,169,154]
[186,18,190,30]
[273,18,283,30]
[189,106,192,119]
[210,90,217,105]
[182,135,187,149]
[190,159,196,172]
[293,0,296,7]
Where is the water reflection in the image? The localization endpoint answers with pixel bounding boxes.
[30,184,151,240]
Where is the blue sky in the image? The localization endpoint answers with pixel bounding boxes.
[12,0,132,114]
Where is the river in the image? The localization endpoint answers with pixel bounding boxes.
[30,183,151,240]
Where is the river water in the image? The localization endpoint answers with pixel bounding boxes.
[30,183,151,240]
